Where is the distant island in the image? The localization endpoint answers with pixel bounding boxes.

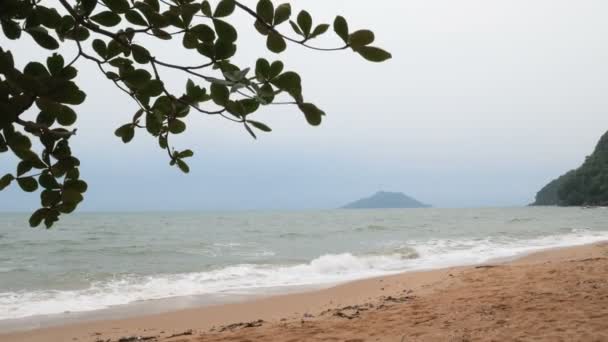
[342,191,431,209]
[532,130,608,206]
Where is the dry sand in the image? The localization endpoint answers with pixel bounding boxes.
[2,242,608,342]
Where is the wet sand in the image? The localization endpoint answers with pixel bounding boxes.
[2,242,608,342]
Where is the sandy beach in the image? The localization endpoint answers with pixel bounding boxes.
[2,242,608,342]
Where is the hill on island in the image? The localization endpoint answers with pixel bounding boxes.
[532,130,608,206]
[342,191,430,209]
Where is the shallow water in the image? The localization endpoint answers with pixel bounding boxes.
[0,207,607,322]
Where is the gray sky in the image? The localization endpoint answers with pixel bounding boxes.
[2,0,608,211]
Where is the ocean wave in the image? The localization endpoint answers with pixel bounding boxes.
[1,229,608,321]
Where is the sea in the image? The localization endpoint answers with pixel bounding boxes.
[0,207,607,330]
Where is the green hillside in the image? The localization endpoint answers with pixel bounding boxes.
[533,131,608,206]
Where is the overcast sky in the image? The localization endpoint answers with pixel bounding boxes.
[1,0,608,211]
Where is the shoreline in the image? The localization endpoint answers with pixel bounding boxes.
[1,238,599,334]
[2,240,608,341]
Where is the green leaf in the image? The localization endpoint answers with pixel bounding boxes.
[256,0,274,24]
[177,149,194,158]
[266,31,286,53]
[62,188,83,204]
[81,0,98,15]
[248,120,272,132]
[271,71,302,101]
[176,159,190,173]
[191,24,215,42]
[17,177,38,192]
[56,105,77,126]
[41,190,61,207]
[46,53,64,76]
[214,0,235,17]
[213,40,236,59]
[210,83,229,106]
[17,161,32,177]
[140,79,164,97]
[90,11,122,27]
[274,3,291,26]
[333,16,349,44]
[289,20,303,36]
[0,174,14,191]
[201,0,212,16]
[125,10,148,26]
[310,24,330,39]
[104,0,130,13]
[114,124,135,143]
[65,179,88,193]
[152,28,171,40]
[123,69,152,87]
[298,103,325,126]
[168,119,186,134]
[182,31,198,49]
[29,209,48,228]
[44,210,60,228]
[255,58,270,80]
[213,19,237,43]
[349,30,375,49]
[1,19,21,40]
[131,44,151,63]
[27,28,59,50]
[269,61,284,79]
[297,10,312,37]
[92,39,107,59]
[356,46,392,62]
[39,173,60,189]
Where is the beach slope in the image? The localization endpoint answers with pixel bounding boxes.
[3,242,608,342]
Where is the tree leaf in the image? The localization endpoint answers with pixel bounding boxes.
[269,61,284,79]
[248,120,272,132]
[274,3,291,26]
[131,44,150,63]
[213,19,237,43]
[168,119,186,134]
[349,30,375,50]
[178,149,194,158]
[271,71,302,101]
[0,174,14,191]
[1,19,21,40]
[310,24,329,39]
[92,39,107,59]
[255,58,270,80]
[210,83,229,106]
[39,172,60,189]
[90,11,122,27]
[104,0,130,13]
[214,0,235,17]
[17,177,38,192]
[125,10,148,26]
[176,159,190,173]
[266,31,286,53]
[29,208,48,228]
[256,0,274,24]
[356,46,392,62]
[297,10,312,37]
[17,161,32,177]
[114,124,135,143]
[46,53,64,76]
[56,105,77,126]
[333,16,349,43]
[62,188,83,204]
[27,29,59,50]
[298,102,325,126]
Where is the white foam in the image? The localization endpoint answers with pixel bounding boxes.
[1,230,607,320]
